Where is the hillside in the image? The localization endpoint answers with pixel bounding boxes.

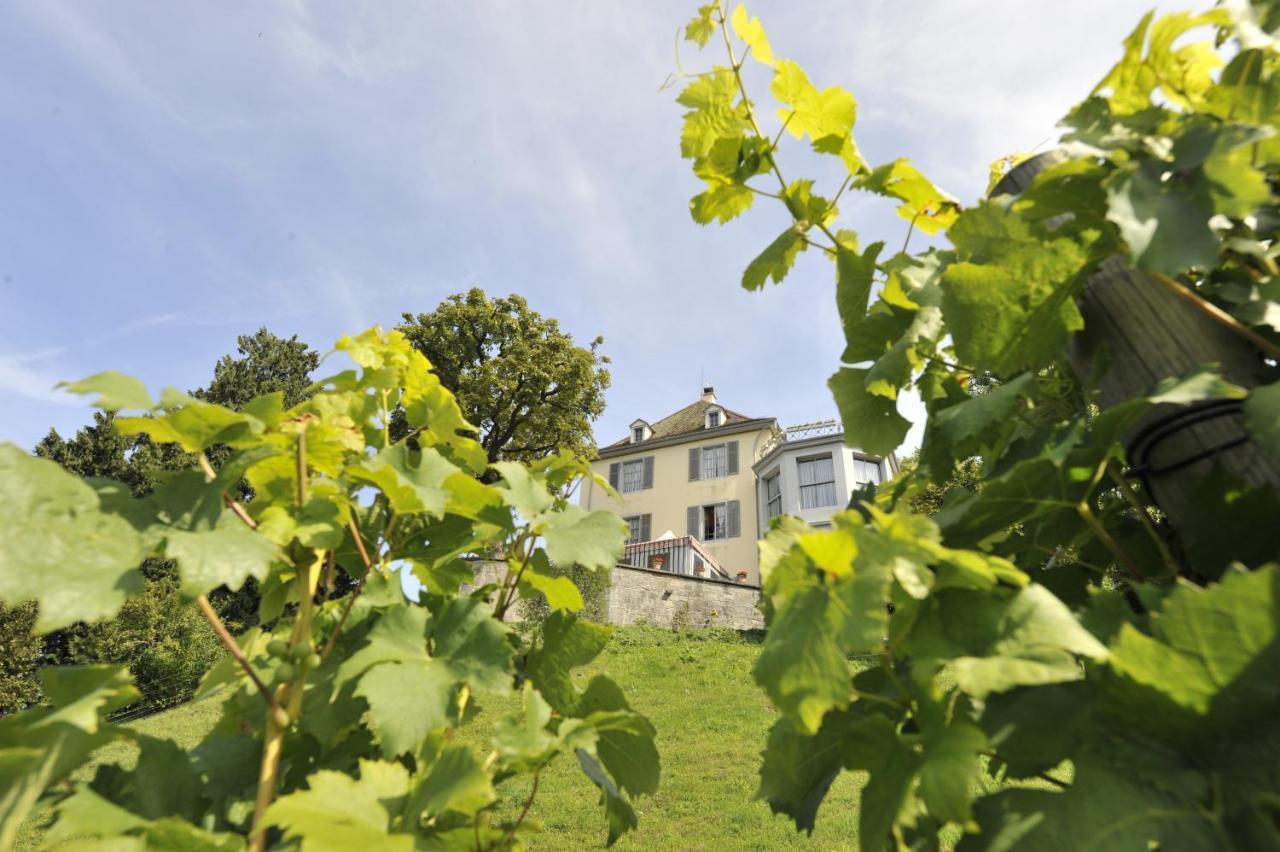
[20,627,864,851]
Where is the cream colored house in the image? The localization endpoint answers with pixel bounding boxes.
[752,420,900,532]
[579,388,778,584]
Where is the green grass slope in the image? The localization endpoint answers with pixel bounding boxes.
[20,626,864,851]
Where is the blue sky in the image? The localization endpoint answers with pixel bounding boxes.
[0,1,1172,454]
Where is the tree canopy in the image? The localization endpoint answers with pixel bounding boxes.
[397,288,610,470]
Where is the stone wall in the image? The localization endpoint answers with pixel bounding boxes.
[605,564,764,631]
[464,560,764,631]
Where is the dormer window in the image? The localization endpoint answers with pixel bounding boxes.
[629,420,651,443]
[633,426,645,442]
[704,405,724,430]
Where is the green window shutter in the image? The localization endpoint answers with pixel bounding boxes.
[608,462,620,490]
[642,456,655,489]
[641,514,651,542]
[727,440,739,475]
[688,448,700,481]
[687,505,700,538]
[727,500,741,538]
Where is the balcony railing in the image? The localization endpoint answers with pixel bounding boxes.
[620,536,731,580]
[758,418,843,459]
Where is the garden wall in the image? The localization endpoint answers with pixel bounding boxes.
[465,560,764,631]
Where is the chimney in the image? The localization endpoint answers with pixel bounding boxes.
[701,386,716,403]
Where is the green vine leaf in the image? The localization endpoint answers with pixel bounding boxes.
[827,368,911,456]
[0,444,145,633]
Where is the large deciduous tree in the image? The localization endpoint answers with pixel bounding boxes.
[396,288,610,469]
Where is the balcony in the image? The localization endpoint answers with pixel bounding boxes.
[620,535,732,580]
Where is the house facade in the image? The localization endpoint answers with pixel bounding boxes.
[752,420,899,532]
[580,391,896,586]
[578,388,777,584]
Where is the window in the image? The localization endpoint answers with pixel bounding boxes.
[703,504,727,540]
[701,444,727,479]
[688,442,737,481]
[853,457,883,485]
[764,473,782,519]
[798,455,837,509]
[633,426,645,443]
[625,514,650,543]
[688,500,740,540]
[620,459,645,493]
[707,410,721,428]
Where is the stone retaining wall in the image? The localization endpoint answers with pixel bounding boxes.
[465,560,764,631]
[605,564,764,631]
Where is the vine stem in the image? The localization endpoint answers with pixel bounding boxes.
[716,4,846,251]
[194,594,283,718]
[319,517,377,660]
[502,771,541,850]
[1105,463,1179,578]
[1077,460,1146,582]
[192,454,279,714]
[196,452,257,529]
[250,436,318,851]
[495,535,535,619]
[1152,271,1280,360]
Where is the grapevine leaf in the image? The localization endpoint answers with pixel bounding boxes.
[579,676,659,798]
[922,374,1035,473]
[115,402,263,453]
[58,371,155,411]
[348,445,456,517]
[355,660,455,757]
[576,748,638,846]
[1244,381,1280,460]
[1108,565,1279,720]
[856,159,959,234]
[336,606,429,686]
[491,461,555,519]
[843,716,919,852]
[828,368,911,456]
[757,708,863,833]
[730,4,776,67]
[684,3,717,47]
[918,720,987,824]
[942,203,1091,375]
[406,744,495,820]
[690,182,754,224]
[678,69,750,159]
[910,585,1107,698]
[494,684,558,772]
[770,60,861,171]
[526,612,612,713]
[835,242,884,345]
[520,549,585,612]
[0,444,145,633]
[980,681,1093,778]
[265,768,414,852]
[164,517,281,597]
[754,583,851,734]
[41,666,140,732]
[542,504,627,571]
[428,596,514,694]
[742,227,805,290]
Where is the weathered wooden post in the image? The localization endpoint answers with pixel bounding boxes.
[991,152,1280,563]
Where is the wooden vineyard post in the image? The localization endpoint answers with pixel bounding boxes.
[992,152,1280,565]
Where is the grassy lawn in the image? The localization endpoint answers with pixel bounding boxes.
[19,626,865,851]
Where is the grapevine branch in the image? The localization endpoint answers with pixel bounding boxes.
[1152,271,1280,360]
[319,516,378,660]
[194,594,283,717]
[196,452,257,529]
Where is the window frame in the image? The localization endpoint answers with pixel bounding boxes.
[797,454,838,510]
[702,503,728,541]
[700,443,728,479]
[852,456,883,485]
[619,458,645,493]
[764,472,782,519]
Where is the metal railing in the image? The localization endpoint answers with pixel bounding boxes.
[758,419,844,459]
[620,536,731,580]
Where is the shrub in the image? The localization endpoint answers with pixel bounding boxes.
[0,601,42,714]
